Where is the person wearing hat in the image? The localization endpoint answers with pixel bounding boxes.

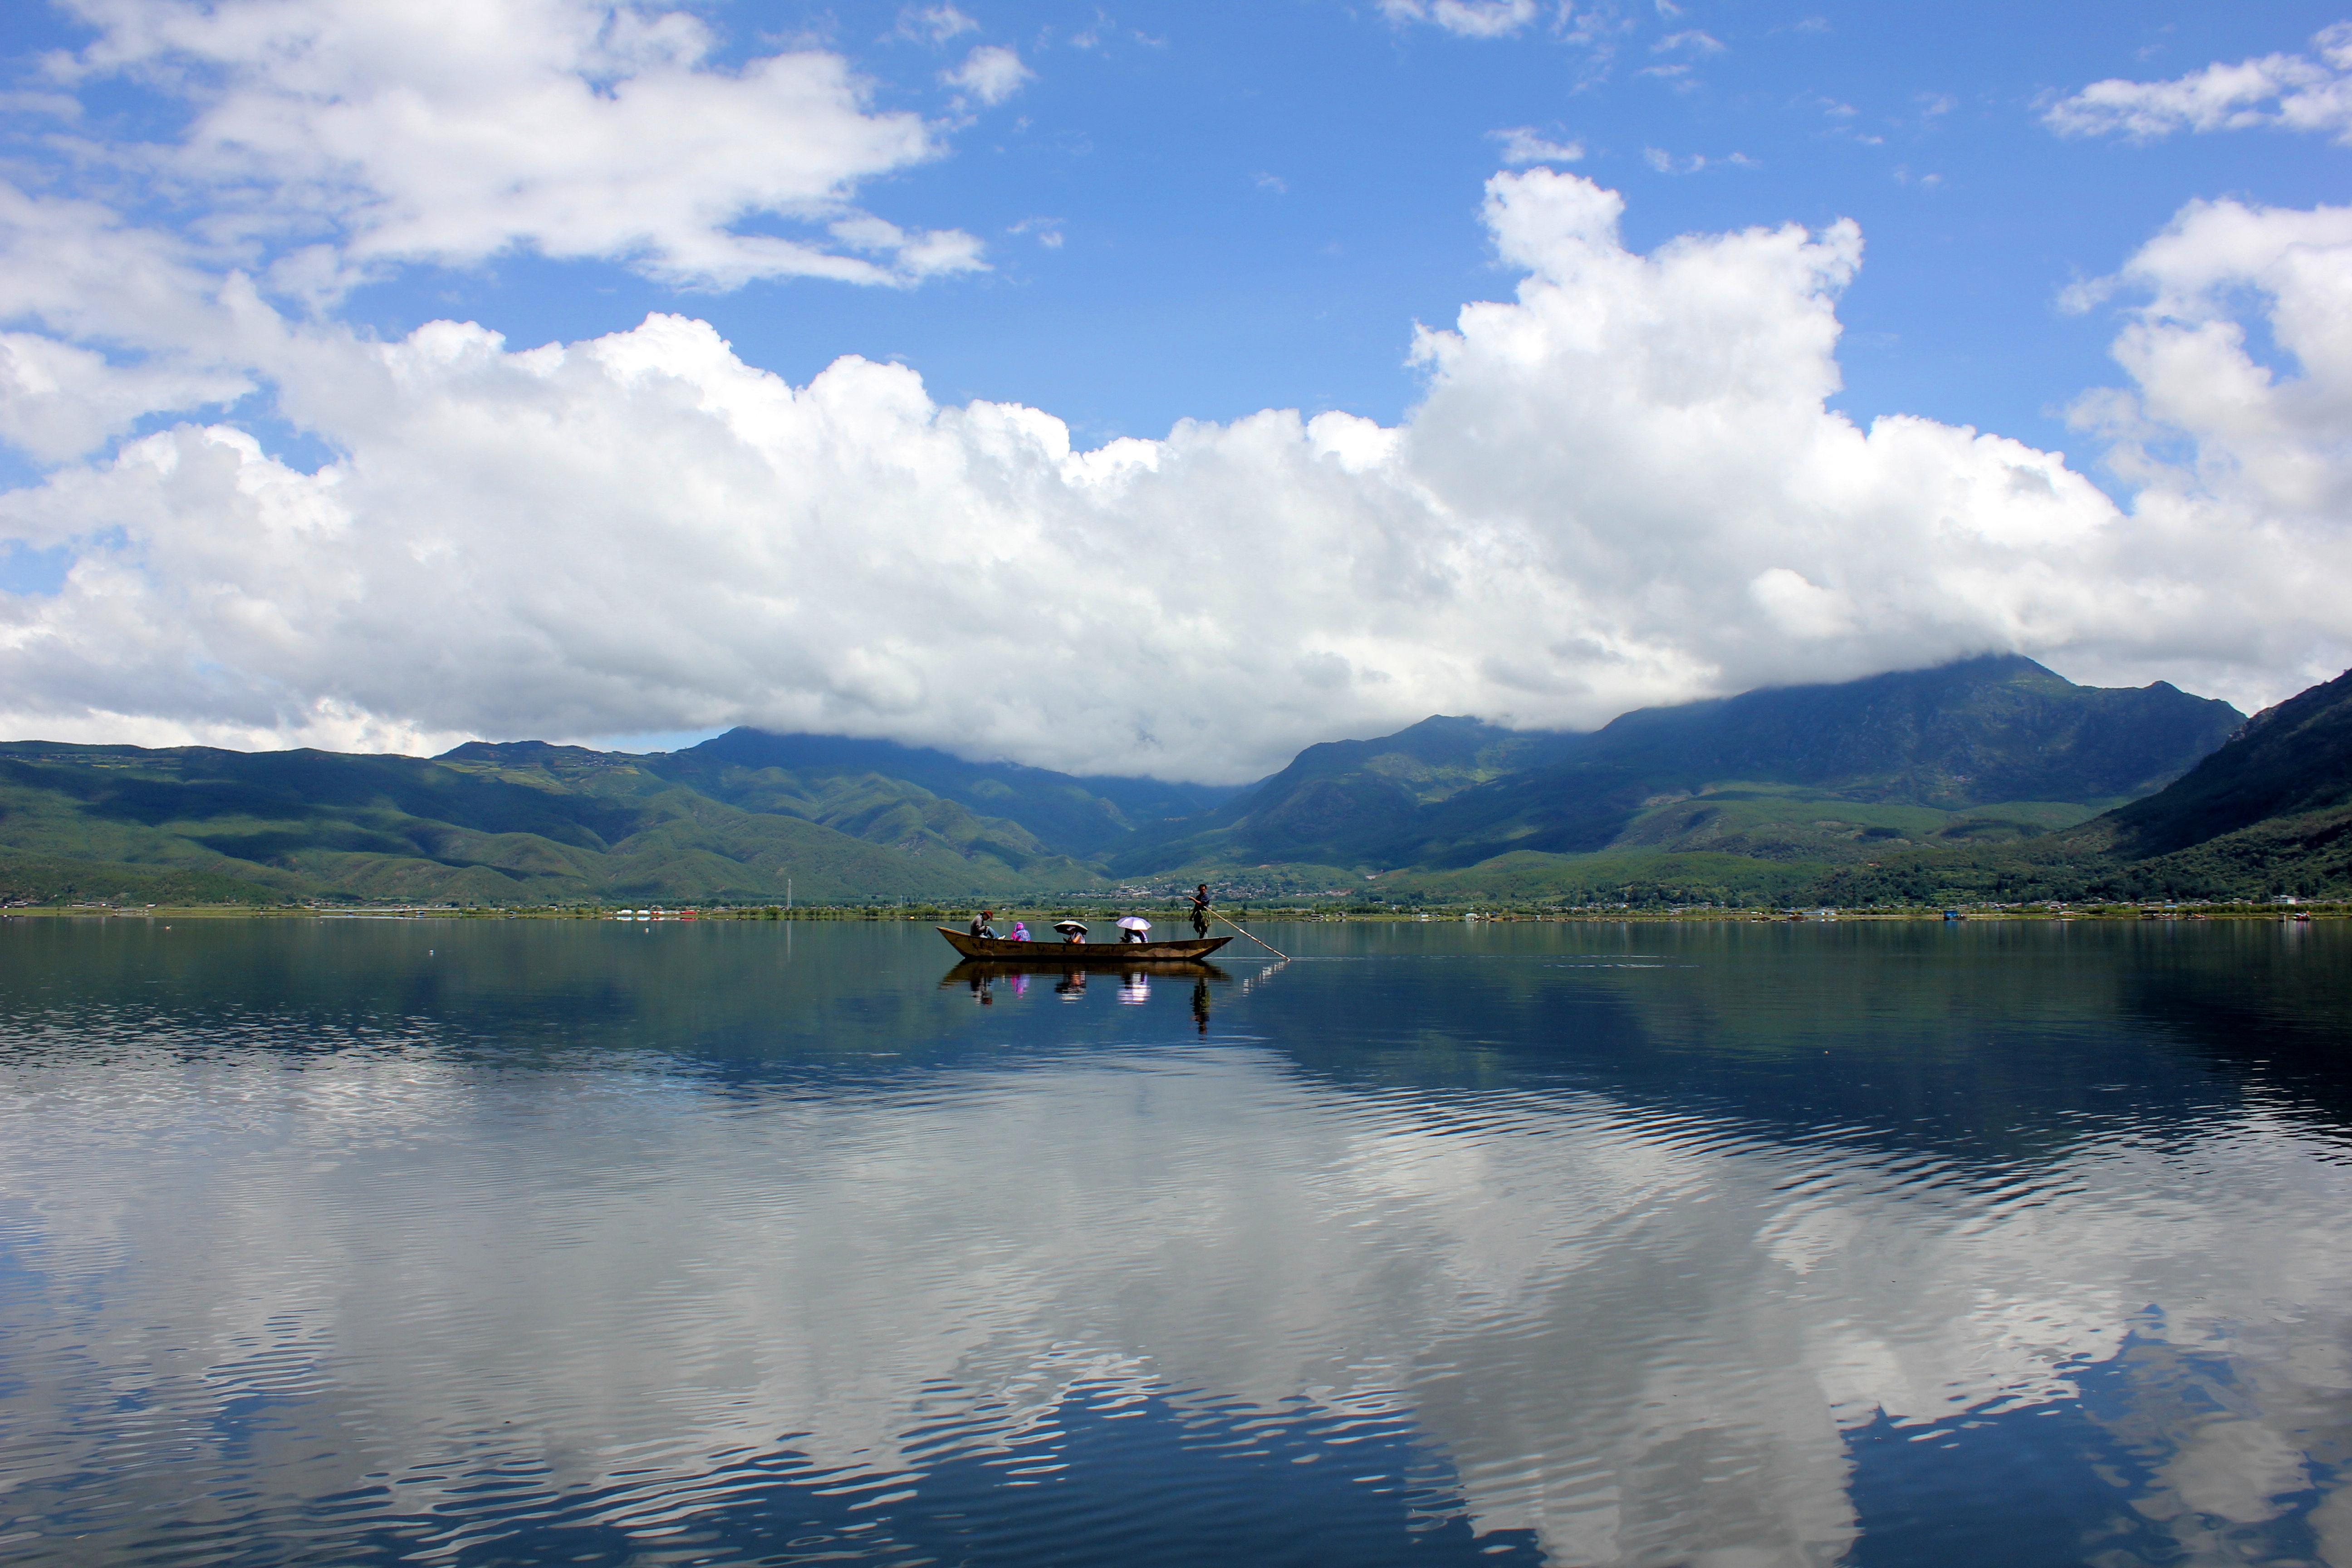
[968,909,998,938]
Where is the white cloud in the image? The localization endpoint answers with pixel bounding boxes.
[1,168,2347,774]
[1378,0,1539,40]
[1491,126,1586,165]
[0,334,251,462]
[44,0,982,289]
[941,42,1032,106]
[896,4,979,45]
[1008,216,1064,249]
[2046,22,2352,142]
[1653,28,1725,54]
[2061,198,2352,696]
[1642,147,1752,174]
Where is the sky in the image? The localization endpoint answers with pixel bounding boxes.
[0,0,2346,780]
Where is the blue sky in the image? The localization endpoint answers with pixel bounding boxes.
[0,1,2346,775]
[718,0,2335,463]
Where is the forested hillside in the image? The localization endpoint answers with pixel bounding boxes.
[6,655,2333,908]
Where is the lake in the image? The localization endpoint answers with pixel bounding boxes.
[2,915,2348,1566]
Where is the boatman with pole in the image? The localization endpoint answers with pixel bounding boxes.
[1190,883,1212,939]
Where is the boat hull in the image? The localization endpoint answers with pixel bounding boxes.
[936,927,1230,963]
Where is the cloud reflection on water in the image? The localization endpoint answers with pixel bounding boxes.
[0,923,2349,1564]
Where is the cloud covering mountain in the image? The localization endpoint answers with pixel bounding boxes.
[0,2,2347,781]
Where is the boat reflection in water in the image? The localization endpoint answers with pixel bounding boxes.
[943,958,1231,1019]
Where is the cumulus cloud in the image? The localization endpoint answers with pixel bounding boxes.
[0,333,251,463]
[40,0,981,289]
[1,164,2348,775]
[941,43,1032,107]
[2046,22,2352,142]
[2058,197,2352,693]
[1378,0,1540,40]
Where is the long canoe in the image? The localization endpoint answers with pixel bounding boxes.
[936,927,1230,963]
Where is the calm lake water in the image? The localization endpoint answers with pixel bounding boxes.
[3,916,2350,1567]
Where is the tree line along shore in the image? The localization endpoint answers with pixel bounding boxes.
[7,900,2342,922]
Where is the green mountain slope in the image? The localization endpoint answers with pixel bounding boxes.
[1112,657,2242,879]
[1416,656,2239,865]
[2043,665,2352,898]
[1107,715,1578,872]
[1799,668,2352,905]
[656,730,1235,856]
[2085,667,2352,858]
[0,740,1109,905]
[0,658,2283,907]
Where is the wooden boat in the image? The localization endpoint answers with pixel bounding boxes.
[936,927,1230,964]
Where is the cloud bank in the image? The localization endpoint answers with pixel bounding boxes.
[0,2,2347,779]
[1,165,2349,778]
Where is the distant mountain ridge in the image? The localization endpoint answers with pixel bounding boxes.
[1111,656,2244,876]
[0,729,1234,906]
[1812,666,2352,905]
[2092,667,2352,857]
[657,729,1235,855]
[2041,665,2352,897]
[0,657,2288,906]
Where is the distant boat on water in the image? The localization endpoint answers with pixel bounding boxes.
[936,927,1230,964]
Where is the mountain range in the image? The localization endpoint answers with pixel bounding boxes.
[1,653,2343,908]
[1111,656,2240,875]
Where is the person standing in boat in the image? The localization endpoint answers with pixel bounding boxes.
[1189,883,1212,939]
[968,909,998,938]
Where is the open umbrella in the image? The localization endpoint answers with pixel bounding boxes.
[1052,920,1089,936]
[1116,916,1152,933]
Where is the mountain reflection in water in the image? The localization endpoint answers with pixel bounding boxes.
[0,917,2348,1566]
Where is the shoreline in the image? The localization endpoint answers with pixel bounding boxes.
[5,904,2342,923]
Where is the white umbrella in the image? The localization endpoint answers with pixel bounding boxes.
[1116,916,1151,933]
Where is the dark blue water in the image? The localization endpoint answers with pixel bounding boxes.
[2,915,2348,1566]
